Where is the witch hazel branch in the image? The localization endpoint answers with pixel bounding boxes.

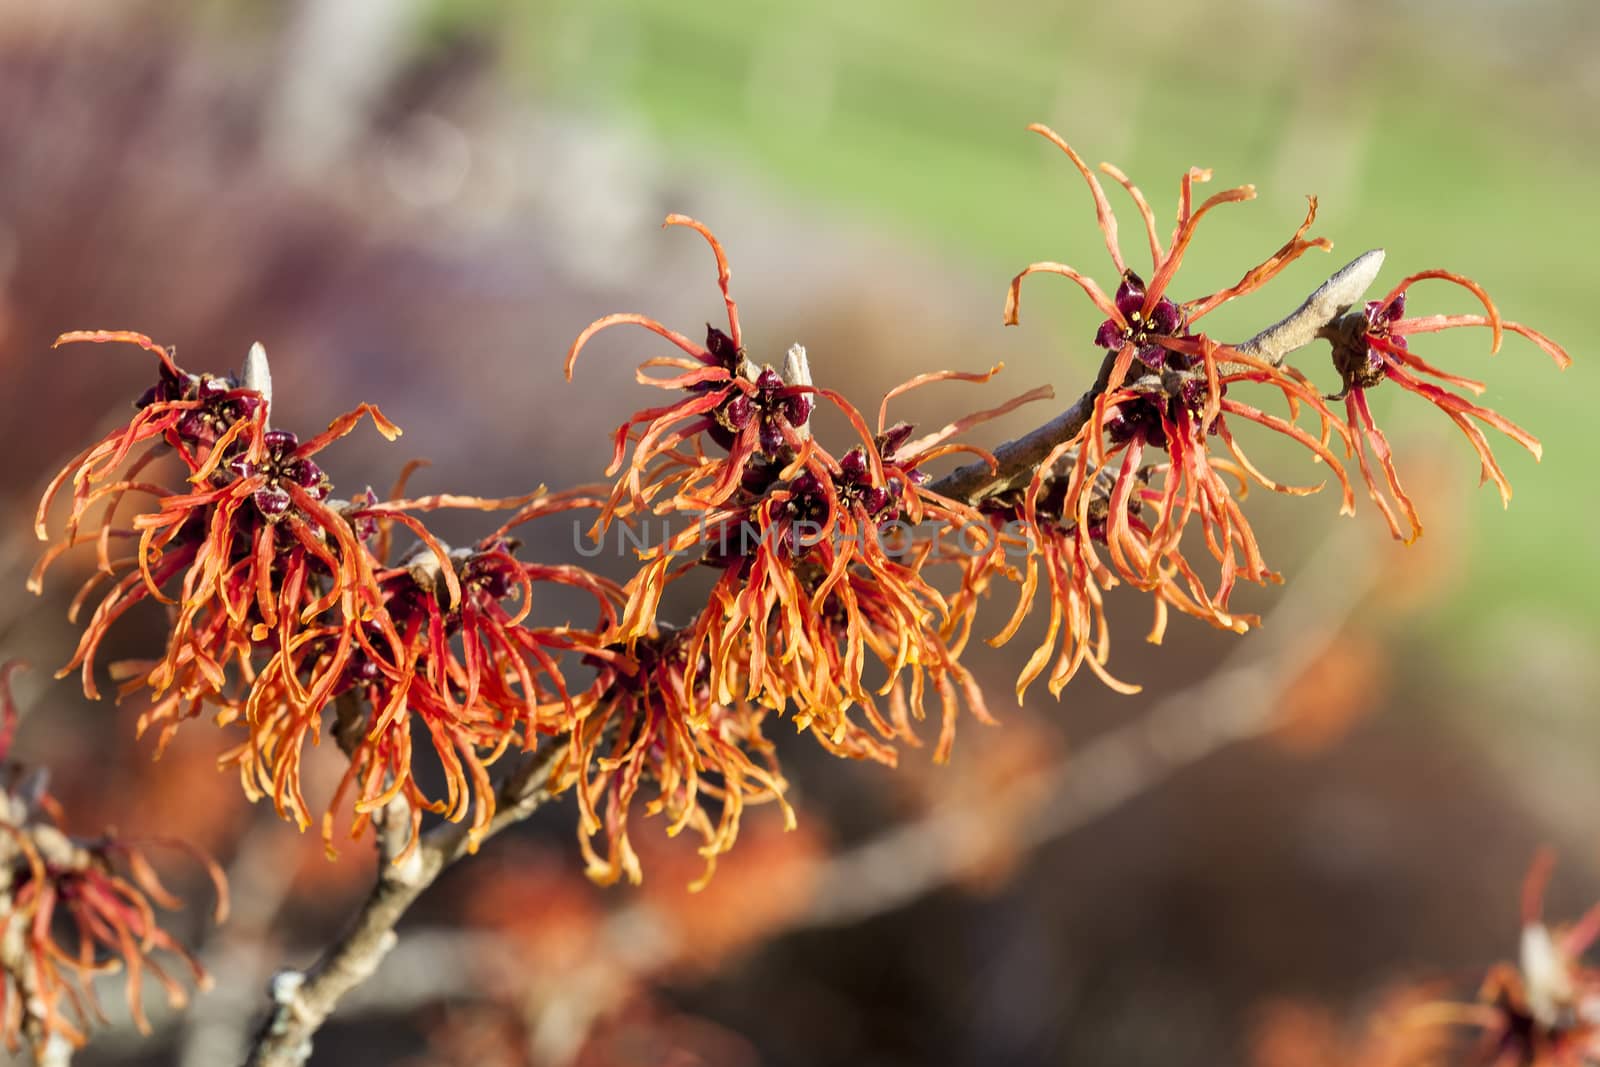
[11,123,1571,1064]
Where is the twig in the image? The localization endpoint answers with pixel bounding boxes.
[0,797,92,1066]
[1230,249,1385,369]
[927,348,1118,504]
[928,250,1385,505]
[239,739,570,1067]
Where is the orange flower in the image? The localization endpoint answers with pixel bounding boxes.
[568,213,1053,769]
[989,349,1354,696]
[1331,273,1571,543]
[1105,355,1353,616]
[563,627,792,889]
[1006,123,1331,424]
[566,215,815,527]
[984,448,1142,699]
[1000,128,1357,634]
[658,370,1044,763]
[32,333,401,712]
[31,333,622,859]
[236,492,620,857]
[0,664,227,1050]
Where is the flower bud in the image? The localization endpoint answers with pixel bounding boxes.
[781,392,814,427]
[253,485,292,519]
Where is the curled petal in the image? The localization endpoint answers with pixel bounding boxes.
[664,214,743,349]
[566,313,709,380]
[1027,123,1126,274]
[1098,160,1162,266]
[1004,261,1121,326]
[1382,269,1502,353]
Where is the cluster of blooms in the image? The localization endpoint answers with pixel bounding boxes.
[0,663,226,1050]
[29,332,618,862]
[985,125,1569,692]
[28,123,1570,888]
[1329,271,1569,542]
[565,217,1066,879]
[1318,852,1600,1066]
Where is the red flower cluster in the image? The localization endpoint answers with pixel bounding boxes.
[1331,272,1571,543]
[566,220,1060,874]
[0,663,226,1050]
[993,126,1567,694]
[562,626,791,889]
[30,333,616,860]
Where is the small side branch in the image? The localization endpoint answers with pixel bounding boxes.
[1230,248,1385,368]
[240,740,570,1067]
[928,349,1118,504]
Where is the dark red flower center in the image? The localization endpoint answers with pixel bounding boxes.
[1094,271,1190,372]
[147,371,265,447]
[228,429,330,521]
[707,364,814,456]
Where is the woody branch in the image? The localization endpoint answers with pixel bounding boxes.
[238,249,1388,1067]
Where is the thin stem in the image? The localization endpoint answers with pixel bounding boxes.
[1228,249,1385,369]
[240,740,570,1067]
[927,348,1119,504]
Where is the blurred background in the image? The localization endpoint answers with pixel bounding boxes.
[1,0,1596,1064]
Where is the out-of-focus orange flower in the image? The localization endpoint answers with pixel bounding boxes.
[575,995,762,1067]
[1407,850,1600,1065]
[563,627,792,889]
[1251,990,1455,1067]
[0,662,227,1051]
[1270,630,1388,755]
[635,814,824,973]
[455,842,605,979]
[401,1002,534,1067]
[1332,274,1571,543]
